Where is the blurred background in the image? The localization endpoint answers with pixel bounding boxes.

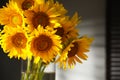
[56,0,106,80]
[0,0,120,80]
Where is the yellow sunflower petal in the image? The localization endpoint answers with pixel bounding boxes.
[24,0,67,32]
[0,0,24,27]
[13,0,35,10]
[0,26,31,60]
[56,36,93,69]
[29,26,62,63]
[55,13,80,42]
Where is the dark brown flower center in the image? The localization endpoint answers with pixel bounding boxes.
[68,42,79,58]
[32,12,50,28]
[12,33,27,48]
[22,0,34,10]
[55,27,64,37]
[33,35,53,51]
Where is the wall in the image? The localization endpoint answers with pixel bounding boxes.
[56,0,106,80]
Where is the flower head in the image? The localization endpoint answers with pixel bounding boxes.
[0,26,30,60]
[13,0,35,10]
[56,36,93,69]
[0,0,24,27]
[24,0,67,32]
[29,26,62,63]
[55,12,80,42]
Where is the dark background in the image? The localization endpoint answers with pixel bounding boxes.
[106,0,120,80]
[0,0,120,80]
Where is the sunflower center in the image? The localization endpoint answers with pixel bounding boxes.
[33,35,52,51]
[11,14,22,26]
[11,33,27,48]
[32,12,50,28]
[22,0,34,10]
[68,42,79,58]
[55,27,64,37]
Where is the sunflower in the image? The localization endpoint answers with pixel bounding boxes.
[0,26,31,60]
[55,12,80,43]
[29,26,62,63]
[56,36,93,69]
[24,0,67,32]
[0,0,24,27]
[12,0,35,10]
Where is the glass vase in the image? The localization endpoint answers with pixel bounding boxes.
[21,59,55,80]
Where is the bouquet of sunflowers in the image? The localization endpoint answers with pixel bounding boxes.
[0,0,93,80]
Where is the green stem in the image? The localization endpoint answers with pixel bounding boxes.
[21,59,47,80]
[39,65,46,80]
[34,60,46,80]
[21,59,31,80]
[34,60,41,80]
[26,58,31,80]
[27,59,31,73]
